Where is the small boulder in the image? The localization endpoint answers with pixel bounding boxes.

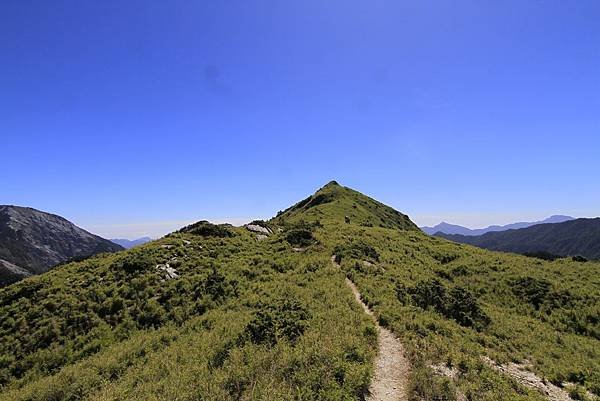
[156,263,179,280]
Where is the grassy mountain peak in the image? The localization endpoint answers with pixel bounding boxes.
[1,183,599,400]
[272,181,419,231]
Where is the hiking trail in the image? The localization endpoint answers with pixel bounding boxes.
[332,256,409,401]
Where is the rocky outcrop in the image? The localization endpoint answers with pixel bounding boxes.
[156,263,179,280]
[245,224,271,235]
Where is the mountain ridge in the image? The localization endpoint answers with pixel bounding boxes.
[110,237,153,249]
[437,217,600,260]
[0,205,123,285]
[421,214,574,236]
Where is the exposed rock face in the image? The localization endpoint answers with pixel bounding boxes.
[245,224,271,235]
[0,205,123,285]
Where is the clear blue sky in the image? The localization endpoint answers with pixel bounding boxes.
[2,1,599,238]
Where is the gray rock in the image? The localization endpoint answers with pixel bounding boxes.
[245,224,271,235]
[156,264,179,280]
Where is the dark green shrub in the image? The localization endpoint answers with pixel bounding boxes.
[446,287,490,329]
[178,221,233,238]
[523,251,561,261]
[404,279,490,329]
[303,193,334,209]
[117,252,154,273]
[409,279,447,312]
[246,298,310,346]
[285,229,314,247]
[434,253,459,264]
[203,267,236,302]
[134,299,165,328]
[511,276,552,309]
[334,240,380,263]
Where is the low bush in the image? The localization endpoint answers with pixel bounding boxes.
[178,221,233,238]
[285,229,314,247]
[511,276,552,310]
[246,298,310,346]
[117,252,154,274]
[398,278,490,330]
[334,240,380,263]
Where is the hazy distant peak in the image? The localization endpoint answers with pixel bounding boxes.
[110,237,153,249]
[421,215,575,236]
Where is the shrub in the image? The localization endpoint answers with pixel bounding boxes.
[409,279,448,313]
[334,240,380,263]
[446,287,490,329]
[511,276,552,309]
[401,279,490,329]
[523,251,562,261]
[246,298,310,346]
[434,253,459,265]
[203,267,236,302]
[285,229,314,247]
[178,221,233,238]
[117,252,154,274]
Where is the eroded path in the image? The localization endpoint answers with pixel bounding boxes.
[482,357,591,401]
[332,256,410,401]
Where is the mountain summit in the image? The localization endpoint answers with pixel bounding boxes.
[272,181,419,231]
[0,205,123,285]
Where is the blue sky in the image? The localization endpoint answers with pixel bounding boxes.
[2,1,599,238]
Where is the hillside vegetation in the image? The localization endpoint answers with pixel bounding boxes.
[0,182,599,400]
[437,218,600,260]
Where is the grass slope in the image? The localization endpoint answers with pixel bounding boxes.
[272,181,418,231]
[1,181,599,400]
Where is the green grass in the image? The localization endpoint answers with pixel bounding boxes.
[0,226,376,400]
[328,225,600,399]
[1,181,599,400]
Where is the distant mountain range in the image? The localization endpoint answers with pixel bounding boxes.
[0,205,123,286]
[110,237,153,249]
[436,217,600,260]
[421,215,574,236]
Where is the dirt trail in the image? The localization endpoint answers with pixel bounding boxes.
[332,256,410,401]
